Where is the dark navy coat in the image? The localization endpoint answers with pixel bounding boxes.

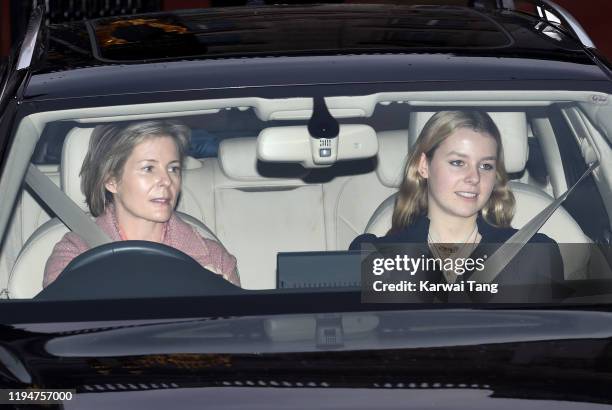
[351,215,565,302]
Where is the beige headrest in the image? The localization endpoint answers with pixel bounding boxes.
[375,130,409,187]
[219,137,307,181]
[61,127,93,212]
[408,112,529,173]
[61,126,201,212]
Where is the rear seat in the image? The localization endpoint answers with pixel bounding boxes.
[210,133,418,288]
[328,130,407,250]
[209,138,326,289]
[180,133,409,289]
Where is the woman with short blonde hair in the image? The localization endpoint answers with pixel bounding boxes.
[44,120,240,288]
[80,121,191,217]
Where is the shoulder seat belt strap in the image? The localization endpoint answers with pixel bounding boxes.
[471,160,600,284]
[25,164,111,248]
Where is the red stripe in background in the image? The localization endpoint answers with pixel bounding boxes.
[162,0,212,11]
[553,0,612,63]
[0,0,10,58]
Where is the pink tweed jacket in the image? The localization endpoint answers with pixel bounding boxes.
[43,206,240,288]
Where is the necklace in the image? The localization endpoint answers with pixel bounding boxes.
[428,224,479,284]
[428,224,477,257]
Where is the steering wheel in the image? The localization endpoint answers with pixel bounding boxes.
[35,241,241,300]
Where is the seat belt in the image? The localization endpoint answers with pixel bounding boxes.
[25,164,111,248]
[471,160,600,284]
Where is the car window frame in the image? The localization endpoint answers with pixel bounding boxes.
[546,103,611,243]
[0,57,7,100]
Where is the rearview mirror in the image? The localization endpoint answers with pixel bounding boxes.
[257,125,378,168]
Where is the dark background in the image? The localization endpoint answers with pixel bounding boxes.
[1,0,612,61]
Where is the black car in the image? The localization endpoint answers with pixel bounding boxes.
[0,1,612,408]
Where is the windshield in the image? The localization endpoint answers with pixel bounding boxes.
[1,89,611,305]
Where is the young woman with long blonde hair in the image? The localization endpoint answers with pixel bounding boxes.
[351,111,563,299]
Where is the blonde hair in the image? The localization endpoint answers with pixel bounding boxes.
[390,110,515,234]
[80,120,191,217]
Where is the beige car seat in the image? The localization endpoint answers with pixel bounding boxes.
[330,130,407,250]
[213,137,326,290]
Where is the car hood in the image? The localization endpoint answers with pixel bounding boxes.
[1,308,612,405]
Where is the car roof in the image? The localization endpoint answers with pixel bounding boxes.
[25,4,611,101]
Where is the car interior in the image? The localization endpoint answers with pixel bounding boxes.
[0,90,611,299]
